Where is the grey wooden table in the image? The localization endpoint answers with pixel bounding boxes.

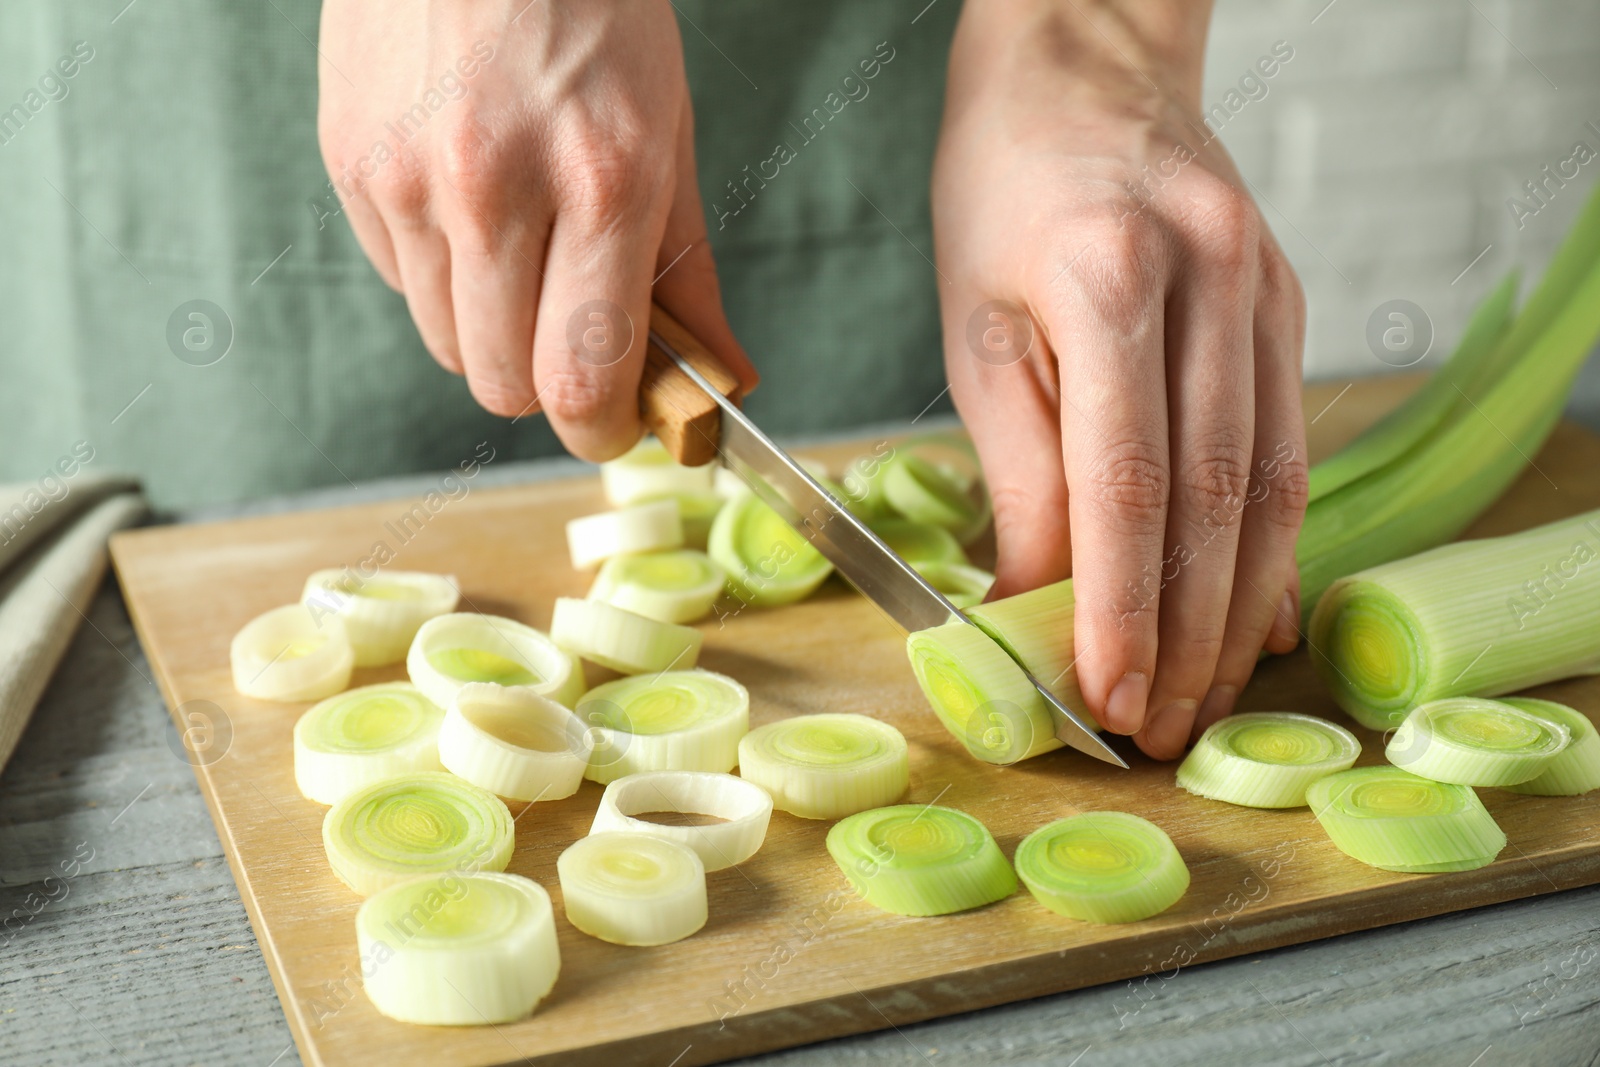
[2,445,1598,1067]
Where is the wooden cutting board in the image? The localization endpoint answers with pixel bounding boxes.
[108,377,1600,1067]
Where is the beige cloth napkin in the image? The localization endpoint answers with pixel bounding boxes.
[0,489,147,774]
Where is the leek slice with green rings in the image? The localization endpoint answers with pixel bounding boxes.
[906,619,1062,764]
[437,683,591,802]
[867,517,968,568]
[883,454,988,541]
[1386,697,1569,787]
[1502,698,1600,795]
[601,436,715,506]
[1307,766,1505,873]
[323,771,515,896]
[408,612,584,710]
[1177,712,1361,808]
[1309,508,1600,729]
[575,670,748,784]
[557,831,708,946]
[231,603,354,702]
[300,569,458,667]
[912,561,995,609]
[566,499,684,570]
[589,770,772,871]
[588,549,725,624]
[550,597,702,674]
[826,804,1016,916]
[293,682,445,805]
[645,491,724,549]
[838,449,895,519]
[1015,812,1190,923]
[357,872,560,1025]
[708,490,833,607]
[737,713,909,819]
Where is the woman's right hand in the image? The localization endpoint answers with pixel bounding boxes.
[317,0,756,460]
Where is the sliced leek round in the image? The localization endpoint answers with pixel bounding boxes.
[1307,766,1506,873]
[1177,712,1361,808]
[883,454,987,538]
[300,569,458,667]
[645,491,724,550]
[357,872,559,1025]
[708,491,833,607]
[912,561,995,610]
[838,451,894,519]
[1015,812,1190,923]
[567,499,684,570]
[826,804,1016,916]
[737,714,909,819]
[1386,697,1569,786]
[905,620,1062,764]
[588,549,725,624]
[867,517,967,568]
[575,670,749,784]
[438,683,591,802]
[590,770,772,871]
[323,772,515,896]
[1503,698,1600,795]
[231,603,354,702]
[601,436,715,506]
[408,612,583,710]
[557,831,708,946]
[550,597,702,675]
[293,682,444,805]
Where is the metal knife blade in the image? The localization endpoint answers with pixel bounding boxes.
[651,331,1128,770]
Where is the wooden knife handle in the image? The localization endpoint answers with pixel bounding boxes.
[640,303,741,467]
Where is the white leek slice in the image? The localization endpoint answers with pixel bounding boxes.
[1308,766,1506,872]
[231,603,354,702]
[557,832,708,946]
[357,872,559,1025]
[407,613,583,710]
[323,772,514,896]
[438,683,591,802]
[826,804,1016,916]
[550,597,702,675]
[300,569,458,667]
[588,549,726,624]
[576,670,749,784]
[912,561,995,610]
[737,713,909,819]
[1177,712,1361,808]
[869,518,968,568]
[708,491,833,607]
[566,499,683,570]
[1015,812,1190,923]
[601,436,715,506]
[1503,698,1600,795]
[1386,697,1570,786]
[643,491,724,549]
[590,770,772,871]
[293,683,445,805]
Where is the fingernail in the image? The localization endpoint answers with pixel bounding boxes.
[1104,671,1149,734]
[1146,699,1198,756]
[1196,685,1237,731]
[1272,591,1300,648]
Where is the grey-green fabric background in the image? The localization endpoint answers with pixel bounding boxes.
[0,1,959,508]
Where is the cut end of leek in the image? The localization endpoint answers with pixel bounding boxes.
[294,682,445,805]
[301,569,458,667]
[589,770,772,871]
[408,612,582,710]
[323,772,514,896]
[550,597,702,675]
[1502,698,1600,795]
[708,491,834,607]
[826,804,1016,916]
[557,831,708,946]
[1387,697,1569,786]
[1015,812,1190,923]
[438,683,591,802]
[1308,766,1506,873]
[567,499,684,570]
[231,603,354,702]
[589,549,725,624]
[738,713,909,820]
[357,872,559,1025]
[1177,712,1361,808]
[576,670,749,784]
[906,621,1062,764]
[964,579,1091,716]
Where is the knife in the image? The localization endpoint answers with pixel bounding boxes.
[637,304,1128,769]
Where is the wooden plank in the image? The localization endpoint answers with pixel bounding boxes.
[106,376,1600,1067]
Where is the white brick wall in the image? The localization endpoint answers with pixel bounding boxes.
[1202,0,1600,425]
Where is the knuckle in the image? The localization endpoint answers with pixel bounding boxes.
[1057,214,1167,335]
[538,367,616,426]
[558,135,668,229]
[1255,451,1310,531]
[1184,183,1259,277]
[1084,444,1169,528]
[467,376,531,419]
[1179,446,1253,520]
[1261,246,1308,330]
[437,117,501,207]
